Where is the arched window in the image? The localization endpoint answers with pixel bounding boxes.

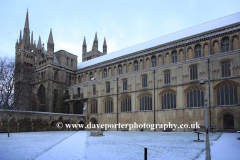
[38,85,45,105]
[38,84,46,112]
[92,84,96,95]
[42,54,44,59]
[222,37,229,52]
[140,93,152,110]
[118,65,122,75]
[187,87,204,107]
[190,65,198,80]
[103,68,107,78]
[134,61,138,71]
[91,100,98,114]
[152,56,156,67]
[53,89,58,112]
[123,79,127,91]
[195,44,201,58]
[69,75,71,85]
[142,75,147,87]
[172,51,177,63]
[65,90,69,99]
[221,61,231,77]
[162,90,176,109]
[121,96,131,112]
[106,82,110,93]
[217,82,238,105]
[164,71,171,84]
[54,71,58,81]
[105,98,113,113]
[78,88,80,97]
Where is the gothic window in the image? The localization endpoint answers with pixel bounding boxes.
[103,68,107,78]
[140,93,152,111]
[38,85,45,105]
[78,88,80,97]
[121,96,131,112]
[93,84,96,95]
[162,90,176,109]
[54,71,58,81]
[164,71,171,84]
[142,75,147,87]
[187,87,204,107]
[78,76,81,83]
[152,56,156,67]
[65,90,69,99]
[134,60,138,71]
[195,44,201,58]
[69,75,71,85]
[71,59,73,67]
[106,82,110,93]
[105,98,113,113]
[123,79,127,91]
[221,61,231,77]
[222,37,229,52]
[118,65,122,75]
[172,51,177,63]
[190,65,198,80]
[217,82,238,105]
[42,54,44,59]
[91,100,98,114]
[53,89,58,112]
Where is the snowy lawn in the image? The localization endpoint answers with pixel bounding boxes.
[0,131,239,160]
[0,131,76,160]
[197,133,240,160]
[85,131,221,160]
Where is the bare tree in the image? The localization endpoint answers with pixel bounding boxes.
[0,57,36,137]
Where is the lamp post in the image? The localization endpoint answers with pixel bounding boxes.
[199,78,211,160]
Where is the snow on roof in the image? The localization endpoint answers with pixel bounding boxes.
[53,54,59,64]
[77,12,240,70]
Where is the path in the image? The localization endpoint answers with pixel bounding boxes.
[35,131,87,160]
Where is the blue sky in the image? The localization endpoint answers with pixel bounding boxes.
[0,0,240,62]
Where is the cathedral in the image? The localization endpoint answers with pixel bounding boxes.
[1,10,240,132]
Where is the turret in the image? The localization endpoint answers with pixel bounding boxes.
[103,37,107,54]
[82,36,87,54]
[92,32,98,51]
[47,29,54,56]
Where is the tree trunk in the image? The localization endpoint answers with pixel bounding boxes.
[8,121,10,137]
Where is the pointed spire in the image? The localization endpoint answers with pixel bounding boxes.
[92,32,98,50]
[48,29,54,44]
[23,9,30,48]
[37,36,42,49]
[103,37,107,54]
[83,36,86,46]
[24,9,29,29]
[94,32,98,42]
[103,37,107,47]
[19,30,22,43]
[31,31,33,45]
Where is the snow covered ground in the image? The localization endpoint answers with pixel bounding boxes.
[197,133,240,160]
[0,131,239,160]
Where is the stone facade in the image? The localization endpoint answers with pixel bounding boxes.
[1,10,240,132]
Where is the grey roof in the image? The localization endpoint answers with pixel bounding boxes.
[77,12,240,70]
